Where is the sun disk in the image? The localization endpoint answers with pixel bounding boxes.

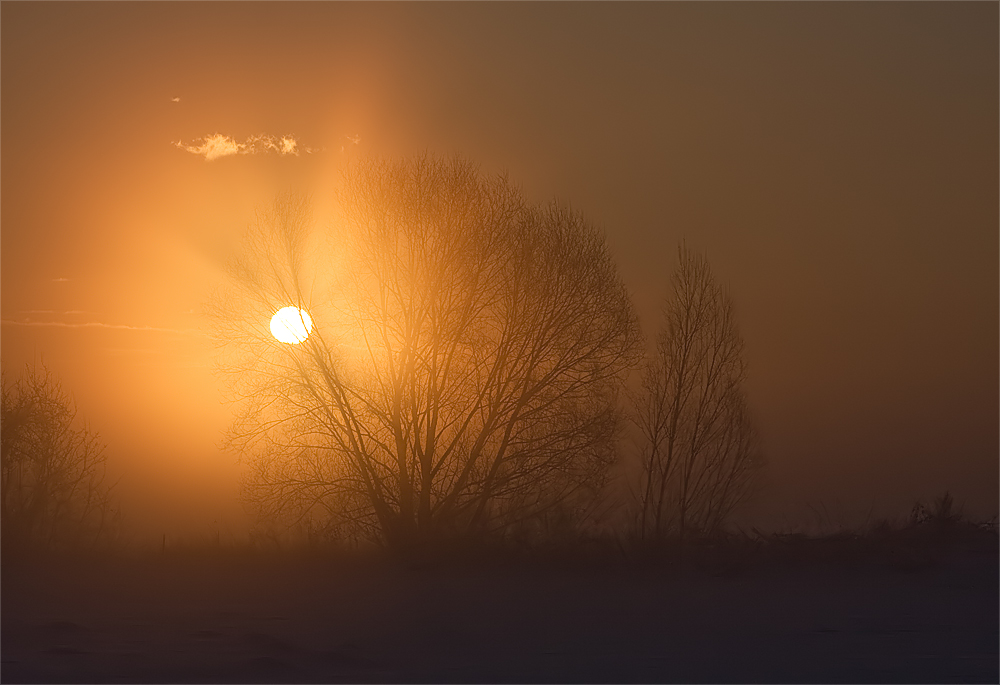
[270,307,313,344]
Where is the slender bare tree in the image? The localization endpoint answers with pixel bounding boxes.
[1,364,119,553]
[215,156,643,551]
[634,244,761,541]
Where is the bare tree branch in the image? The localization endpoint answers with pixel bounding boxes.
[633,244,763,541]
[1,364,122,553]
[215,156,643,551]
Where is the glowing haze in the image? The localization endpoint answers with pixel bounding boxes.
[1,3,996,541]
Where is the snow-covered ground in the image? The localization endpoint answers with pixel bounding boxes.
[3,540,996,683]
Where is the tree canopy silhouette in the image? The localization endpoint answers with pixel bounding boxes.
[633,245,762,540]
[216,156,643,551]
[1,364,119,553]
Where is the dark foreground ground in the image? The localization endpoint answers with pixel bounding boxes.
[2,531,997,683]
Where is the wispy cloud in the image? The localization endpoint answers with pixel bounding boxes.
[341,134,361,153]
[173,133,312,161]
[105,347,163,356]
[171,97,181,103]
[2,319,204,335]
[22,310,88,315]
[52,277,70,283]
[174,134,241,161]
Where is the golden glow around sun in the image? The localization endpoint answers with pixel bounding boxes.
[270,306,313,344]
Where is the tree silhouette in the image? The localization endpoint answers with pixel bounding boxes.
[633,244,762,540]
[216,156,643,551]
[1,364,119,553]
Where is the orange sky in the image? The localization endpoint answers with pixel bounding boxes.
[2,3,997,540]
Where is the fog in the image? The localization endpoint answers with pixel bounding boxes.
[2,2,996,542]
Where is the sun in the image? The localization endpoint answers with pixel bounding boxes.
[270,306,313,344]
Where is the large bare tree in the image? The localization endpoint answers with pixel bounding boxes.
[634,245,761,540]
[1,364,119,553]
[216,156,642,551]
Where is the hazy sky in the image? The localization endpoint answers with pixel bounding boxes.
[3,2,996,538]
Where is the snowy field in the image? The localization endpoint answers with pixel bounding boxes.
[2,536,997,683]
